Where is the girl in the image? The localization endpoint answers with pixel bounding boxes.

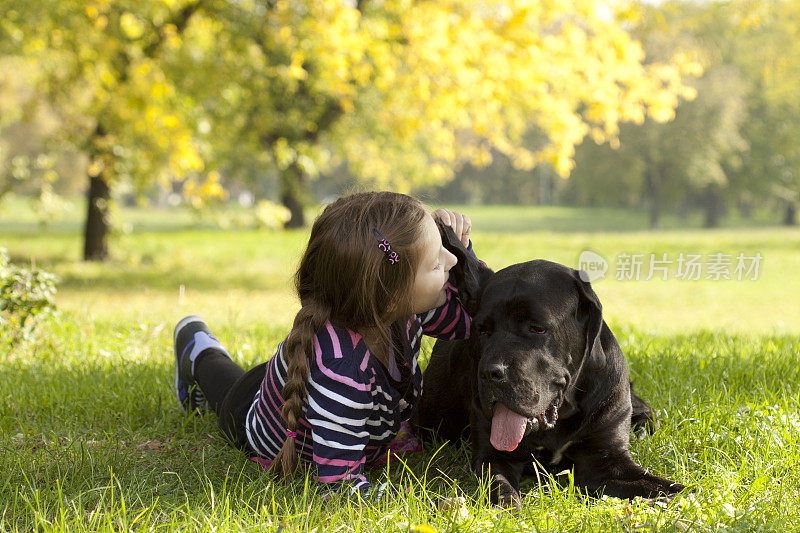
[172,191,481,494]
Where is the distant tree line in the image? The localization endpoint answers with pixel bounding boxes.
[426,1,800,228]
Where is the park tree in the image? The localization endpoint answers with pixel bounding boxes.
[566,1,753,228]
[0,0,215,260]
[651,0,800,226]
[1,0,698,259]
[722,0,800,225]
[568,63,747,228]
[637,0,800,226]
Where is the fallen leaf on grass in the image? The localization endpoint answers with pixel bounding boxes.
[436,496,469,521]
[135,440,162,451]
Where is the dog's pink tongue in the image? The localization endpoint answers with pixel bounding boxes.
[490,403,527,451]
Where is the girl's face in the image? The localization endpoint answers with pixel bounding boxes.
[411,214,458,314]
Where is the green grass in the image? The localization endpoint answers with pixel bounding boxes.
[2,200,800,531]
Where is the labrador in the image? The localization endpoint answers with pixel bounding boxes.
[414,222,686,509]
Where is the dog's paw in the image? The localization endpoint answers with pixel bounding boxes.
[631,412,660,437]
[640,480,689,502]
[668,482,687,494]
[493,487,522,513]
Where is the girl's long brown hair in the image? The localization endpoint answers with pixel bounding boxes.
[269,190,428,478]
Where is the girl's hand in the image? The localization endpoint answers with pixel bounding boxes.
[432,208,471,247]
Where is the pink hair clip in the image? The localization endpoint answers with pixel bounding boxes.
[372,228,399,264]
[287,431,298,438]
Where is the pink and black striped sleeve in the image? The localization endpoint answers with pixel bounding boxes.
[418,240,484,340]
[305,324,375,494]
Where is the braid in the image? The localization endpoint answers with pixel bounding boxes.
[268,301,330,479]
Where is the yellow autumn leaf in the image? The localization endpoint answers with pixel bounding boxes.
[135,62,151,78]
[162,115,179,128]
[120,12,145,39]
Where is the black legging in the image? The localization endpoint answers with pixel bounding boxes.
[194,350,268,454]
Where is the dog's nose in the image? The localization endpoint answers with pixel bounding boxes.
[480,363,507,383]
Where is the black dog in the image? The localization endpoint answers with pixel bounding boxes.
[414,222,685,509]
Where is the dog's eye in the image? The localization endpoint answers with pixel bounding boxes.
[529,325,547,335]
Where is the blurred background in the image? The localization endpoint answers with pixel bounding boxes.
[1,0,798,335]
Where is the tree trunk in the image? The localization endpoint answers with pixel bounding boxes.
[738,200,752,219]
[649,199,660,229]
[83,174,111,261]
[784,201,797,226]
[538,166,551,206]
[77,4,202,261]
[280,163,306,228]
[702,187,724,228]
[644,169,661,229]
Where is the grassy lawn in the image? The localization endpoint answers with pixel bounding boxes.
[2,199,799,531]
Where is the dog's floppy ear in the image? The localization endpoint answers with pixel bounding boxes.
[573,270,606,371]
[436,219,494,316]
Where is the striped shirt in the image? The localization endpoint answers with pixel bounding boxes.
[245,243,482,492]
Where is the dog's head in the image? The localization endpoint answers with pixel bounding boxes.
[438,224,605,452]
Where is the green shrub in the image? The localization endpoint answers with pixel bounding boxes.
[0,247,58,344]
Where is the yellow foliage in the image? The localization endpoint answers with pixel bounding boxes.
[99,68,116,89]
[182,171,227,209]
[201,171,225,198]
[288,52,307,80]
[7,0,699,197]
[254,200,292,230]
[120,12,145,40]
[273,138,296,170]
[166,35,182,49]
[470,146,493,168]
[162,115,179,129]
[351,0,697,182]
[135,62,151,78]
[151,83,167,99]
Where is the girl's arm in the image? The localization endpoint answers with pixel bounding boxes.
[418,239,484,340]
